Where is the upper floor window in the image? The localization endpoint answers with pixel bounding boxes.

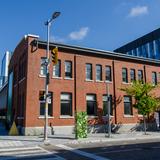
[138,70,143,82]
[86,94,97,115]
[86,64,92,80]
[40,57,46,76]
[130,69,136,82]
[124,96,132,115]
[105,66,112,81]
[60,93,72,116]
[96,65,102,81]
[53,60,61,77]
[152,72,157,85]
[65,61,72,78]
[149,41,155,59]
[122,68,128,83]
[133,48,137,56]
[103,95,113,116]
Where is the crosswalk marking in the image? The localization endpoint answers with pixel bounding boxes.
[0,146,65,160]
[56,144,110,160]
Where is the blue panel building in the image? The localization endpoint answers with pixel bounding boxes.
[114,28,160,60]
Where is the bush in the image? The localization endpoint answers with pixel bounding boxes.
[75,111,87,139]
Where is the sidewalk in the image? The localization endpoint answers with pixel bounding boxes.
[0,131,160,148]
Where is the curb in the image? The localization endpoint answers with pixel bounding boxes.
[64,135,160,145]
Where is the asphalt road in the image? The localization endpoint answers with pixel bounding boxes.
[42,138,160,160]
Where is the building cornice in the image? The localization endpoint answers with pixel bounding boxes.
[31,39,160,66]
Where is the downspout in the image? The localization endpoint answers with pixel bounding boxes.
[112,60,117,124]
[74,54,77,119]
[143,65,147,83]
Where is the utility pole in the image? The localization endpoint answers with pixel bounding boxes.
[44,12,60,143]
[107,83,111,138]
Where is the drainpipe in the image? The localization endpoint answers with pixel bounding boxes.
[112,60,117,124]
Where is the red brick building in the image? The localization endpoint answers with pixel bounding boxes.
[7,35,160,135]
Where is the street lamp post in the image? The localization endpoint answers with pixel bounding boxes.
[106,83,111,138]
[44,12,60,142]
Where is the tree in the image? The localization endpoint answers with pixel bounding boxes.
[121,81,160,134]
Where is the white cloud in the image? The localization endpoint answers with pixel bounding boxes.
[129,6,148,17]
[69,27,89,40]
[50,35,66,43]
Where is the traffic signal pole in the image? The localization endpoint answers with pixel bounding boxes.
[44,12,60,143]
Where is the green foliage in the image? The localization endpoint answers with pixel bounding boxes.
[75,111,87,139]
[121,81,160,116]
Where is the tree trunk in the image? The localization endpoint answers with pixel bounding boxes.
[143,115,147,135]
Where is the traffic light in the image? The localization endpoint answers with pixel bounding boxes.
[51,47,58,65]
[39,91,45,101]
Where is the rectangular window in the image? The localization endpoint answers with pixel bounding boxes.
[53,60,61,77]
[65,61,72,78]
[60,93,72,116]
[124,96,132,115]
[96,65,102,81]
[152,72,157,85]
[138,46,142,57]
[138,70,143,82]
[155,39,160,59]
[40,91,52,116]
[105,66,112,81]
[122,68,128,83]
[149,41,155,59]
[40,57,46,76]
[86,94,97,115]
[86,64,92,80]
[130,69,136,82]
[133,48,137,56]
[103,95,113,116]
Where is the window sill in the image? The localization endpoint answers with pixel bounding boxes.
[39,74,46,78]
[138,114,143,117]
[60,116,74,119]
[85,79,94,82]
[64,77,74,80]
[123,115,134,118]
[87,115,98,119]
[105,80,112,83]
[38,116,54,119]
[122,82,130,85]
[95,80,104,83]
[52,76,62,79]
[102,115,114,118]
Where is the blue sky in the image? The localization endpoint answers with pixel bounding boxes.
[0,0,160,69]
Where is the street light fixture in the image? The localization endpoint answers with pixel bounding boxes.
[44,11,61,142]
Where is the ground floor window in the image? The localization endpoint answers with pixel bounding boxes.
[103,95,113,116]
[39,91,53,116]
[86,94,97,115]
[124,96,132,115]
[60,93,72,116]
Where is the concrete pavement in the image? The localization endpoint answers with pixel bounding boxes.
[0,131,160,148]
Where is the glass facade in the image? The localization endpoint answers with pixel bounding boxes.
[7,72,13,122]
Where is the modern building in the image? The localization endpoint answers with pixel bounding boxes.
[114,28,160,60]
[0,51,11,88]
[0,51,10,117]
[7,34,160,135]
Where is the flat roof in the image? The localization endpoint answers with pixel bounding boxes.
[31,39,160,66]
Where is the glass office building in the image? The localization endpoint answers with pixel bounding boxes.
[0,51,11,88]
[114,28,160,60]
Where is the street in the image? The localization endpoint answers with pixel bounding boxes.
[1,139,160,159]
[42,139,160,160]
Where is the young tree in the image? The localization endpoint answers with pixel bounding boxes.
[121,81,160,134]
